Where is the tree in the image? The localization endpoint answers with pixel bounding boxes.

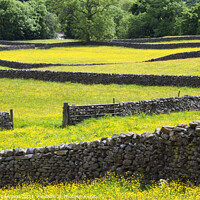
[183,0,200,7]
[0,0,34,40]
[28,0,58,39]
[119,0,133,11]
[178,2,200,35]
[0,0,58,40]
[128,0,186,38]
[50,0,118,41]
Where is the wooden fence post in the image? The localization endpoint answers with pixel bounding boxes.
[178,91,180,97]
[10,109,14,129]
[62,103,70,127]
[113,98,115,103]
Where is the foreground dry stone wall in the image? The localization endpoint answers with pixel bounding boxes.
[1,121,200,187]
[0,112,13,130]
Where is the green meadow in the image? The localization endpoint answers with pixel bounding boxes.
[1,46,200,64]
[0,42,200,199]
[0,78,200,150]
[32,58,200,76]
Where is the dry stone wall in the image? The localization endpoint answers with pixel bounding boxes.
[0,59,119,69]
[1,121,200,187]
[0,41,84,48]
[147,50,200,62]
[89,41,200,49]
[114,35,200,43]
[2,38,200,49]
[68,95,200,125]
[0,59,65,69]
[0,45,35,51]
[0,69,199,87]
[0,112,13,130]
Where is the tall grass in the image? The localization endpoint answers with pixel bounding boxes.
[1,110,200,150]
[0,174,200,199]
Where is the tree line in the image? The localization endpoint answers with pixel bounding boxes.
[1,0,200,41]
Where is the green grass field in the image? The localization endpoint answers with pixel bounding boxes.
[32,58,200,76]
[0,66,9,69]
[1,46,200,64]
[0,78,200,150]
[1,40,200,198]
[1,175,200,199]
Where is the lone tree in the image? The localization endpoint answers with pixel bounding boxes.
[50,0,118,41]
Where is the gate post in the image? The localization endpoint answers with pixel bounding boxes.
[62,103,70,127]
[10,109,14,129]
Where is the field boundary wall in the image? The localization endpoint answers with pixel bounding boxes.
[2,37,200,49]
[1,120,200,187]
[0,59,121,69]
[89,41,200,49]
[63,95,200,126]
[146,50,200,62]
[113,35,200,43]
[0,69,199,87]
[0,45,35,51]
[0,41,85,48]
[0,110,14,130]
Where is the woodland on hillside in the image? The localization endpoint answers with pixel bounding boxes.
[1,0,200,40]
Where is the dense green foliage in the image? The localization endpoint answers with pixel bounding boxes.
[2,0,200,40]
[178,3,200,35]
[128,0,185,38]
[184,0,200,7]
[126,0,200,38]
[0,0,58,40]
[120,0,200,38]
[49,0,118,41]
[47,0,200,40]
